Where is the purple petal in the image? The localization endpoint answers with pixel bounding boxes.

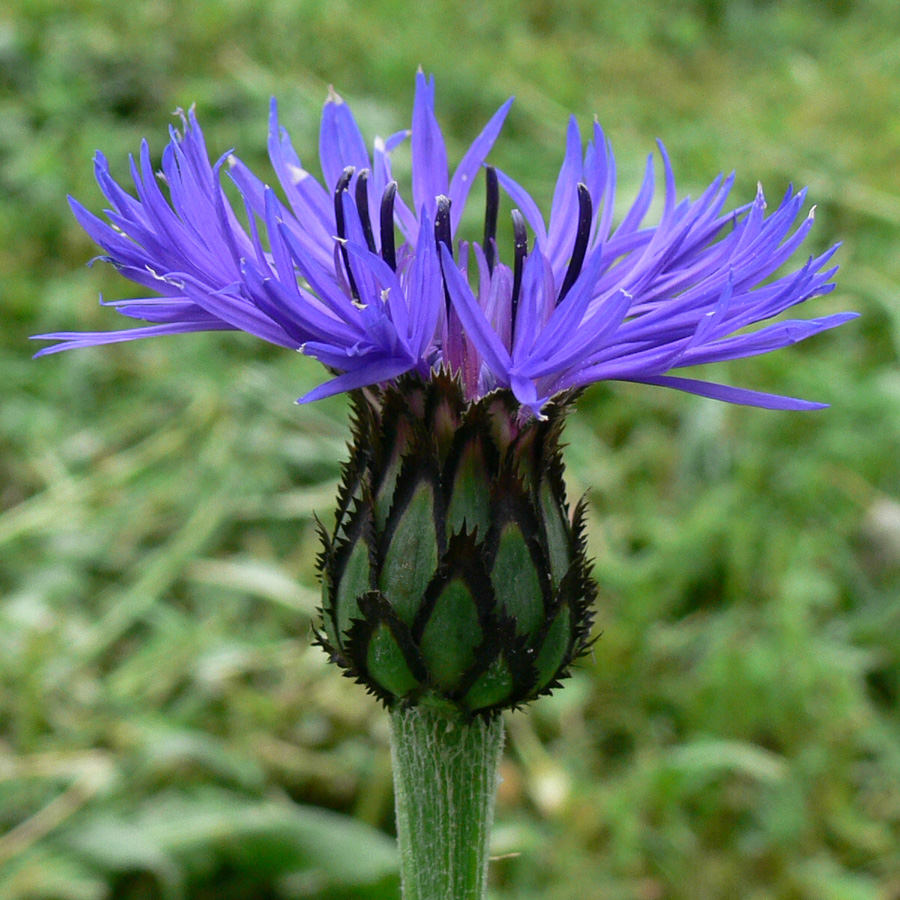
[177,277,296,348]
[32,320,231,356]
[298,356,416,402]
[682,312,858,366]
[510,248,546,361]
[448,96,513,233]
[627,375,829,410]
[319,87,371,192]
[495,170,548,247]
[407,210,444,357]
[268,98,333,235]
[411,71,449,221]
[547,117,583,268]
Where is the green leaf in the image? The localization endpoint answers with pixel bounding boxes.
[67,788,398,892]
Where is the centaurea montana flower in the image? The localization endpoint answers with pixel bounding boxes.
[37,75,854,715]
[34,74,852,415]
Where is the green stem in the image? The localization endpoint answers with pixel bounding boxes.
[389,705,505,900]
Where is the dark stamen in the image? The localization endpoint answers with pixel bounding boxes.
[354,169,377,254]
[510,209,528,343]
[380,182,398,271]
[333,166,359,299]
[435,195,452,252]
[557,183,592,306]
[333,166,355,238]
[435,195,453,316]
[483,166,499,274]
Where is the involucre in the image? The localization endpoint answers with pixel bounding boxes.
[317,373,596,716]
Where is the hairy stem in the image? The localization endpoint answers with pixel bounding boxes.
[390,705,505,900]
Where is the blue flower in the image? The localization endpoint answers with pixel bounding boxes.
[35,75,853,413]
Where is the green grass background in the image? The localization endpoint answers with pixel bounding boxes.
[2,0,899,897]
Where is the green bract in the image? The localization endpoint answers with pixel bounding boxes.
[317,374,596,716]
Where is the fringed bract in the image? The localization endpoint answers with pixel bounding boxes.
[317,372,596,716]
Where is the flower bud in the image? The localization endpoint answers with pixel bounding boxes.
[317,373,596,716]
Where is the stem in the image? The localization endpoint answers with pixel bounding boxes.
[389,705,505,900]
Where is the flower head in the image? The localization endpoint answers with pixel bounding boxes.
[38,75,856,715]
[35,74,853,416]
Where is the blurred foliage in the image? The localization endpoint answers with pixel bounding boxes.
[2,0,900,898]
